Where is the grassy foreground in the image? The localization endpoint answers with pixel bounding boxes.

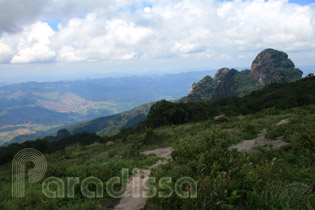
[0,105,314,209]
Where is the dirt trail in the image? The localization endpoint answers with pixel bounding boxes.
[229,119,290,153]
[229,129,288,153]
[113,147,173,210]
[275,118,290,126]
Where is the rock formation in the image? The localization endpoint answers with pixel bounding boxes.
[181,49,303,102]
[250,48,302,85]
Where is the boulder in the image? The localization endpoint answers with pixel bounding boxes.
[106,141,114,146]
[214,114,228,123]
[184,125,193,131]
[288,182,309,189]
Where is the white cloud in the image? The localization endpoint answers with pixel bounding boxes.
[0,43,14,63]
[172,42,198,54]
[144,7,151,13]
[11,45,56,64]
[54,14,153,62]
[217,0,315,51]
[105,19,153,46]
[58,46,84,62]
[0,0,315,64]
[0,21,57,63]
[8,22,56,63]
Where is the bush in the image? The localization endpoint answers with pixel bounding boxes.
[141,129,160,145]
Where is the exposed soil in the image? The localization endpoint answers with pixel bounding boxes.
[229,129,288,153]
[228,119,291,153]
[113,147,173,210]
[275,118,290,126]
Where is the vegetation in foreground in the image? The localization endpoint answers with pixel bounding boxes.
[0,104,314,209]
[147,105,315,209]
[0,76,314,209]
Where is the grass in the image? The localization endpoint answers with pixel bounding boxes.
[146,106,315,209]
[0,105,314,209]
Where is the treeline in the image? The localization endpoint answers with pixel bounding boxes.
[0,132,105,165]
[141,76,315,128]
[1,76,314,165]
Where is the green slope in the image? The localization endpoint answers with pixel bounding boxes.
[142,76,315,128]
[0,76,314,209]
[64,102,153,135]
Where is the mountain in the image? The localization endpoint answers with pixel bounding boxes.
[0,75,314,209]
[251,48,302,85]
[64,102,152,136]
[181,49,303,102]
[2,49,308,145]
[141,75,315,129]
[6,103,153,146]
[0,71,211,145]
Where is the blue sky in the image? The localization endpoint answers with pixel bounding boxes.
[0,0,315,83]
[218,0,315,5]
[290,0,314,5]
[45,19,61,31]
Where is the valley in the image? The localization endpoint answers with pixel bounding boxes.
[0,49,314,209]
[0,71,210,145]
[1,0,315,208]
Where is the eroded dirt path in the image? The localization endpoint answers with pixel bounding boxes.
[113,147,173,210]
[228,119,290,153]
[228,129,288,153]
[275,118,290,126]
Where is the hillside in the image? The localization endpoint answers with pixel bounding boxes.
[7,48,307,145]
[141,76,315,128]
[2,49,309,145]
[6,103,153,146]
[181,49,303,102]
[65,103,153,136]
[0,76,314,209]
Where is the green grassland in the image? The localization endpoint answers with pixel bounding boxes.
[0,105,314,209]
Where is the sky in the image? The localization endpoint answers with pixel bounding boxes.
[0,0,315,83]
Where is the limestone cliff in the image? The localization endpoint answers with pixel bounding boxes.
[250,48,302,85]
[181,49,303,102]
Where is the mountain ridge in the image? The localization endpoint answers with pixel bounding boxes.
[0,71,212,145]
[181,49,303,102]
[3,49,308,145]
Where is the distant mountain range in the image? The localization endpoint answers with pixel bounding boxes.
[0,71,213,145]
[2,49,314,146]
[50,49,311,140]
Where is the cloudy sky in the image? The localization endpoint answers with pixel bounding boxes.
[0,0,315,83]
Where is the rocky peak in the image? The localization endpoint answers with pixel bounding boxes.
[250,48,301,85]
[191,75,213,91]
[180,48,303,103]
[214,68,231,83]
[213,68,238,98]
[181,68,239,102]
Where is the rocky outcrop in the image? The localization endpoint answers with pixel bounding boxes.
[181,75,214,102]
[250,48,302,85]
[228,129,288,153]
[213,68,238,99]
[191,76,214,94]
[181,68,240,102]
[214,114,228,123]
[180,49,303,103]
